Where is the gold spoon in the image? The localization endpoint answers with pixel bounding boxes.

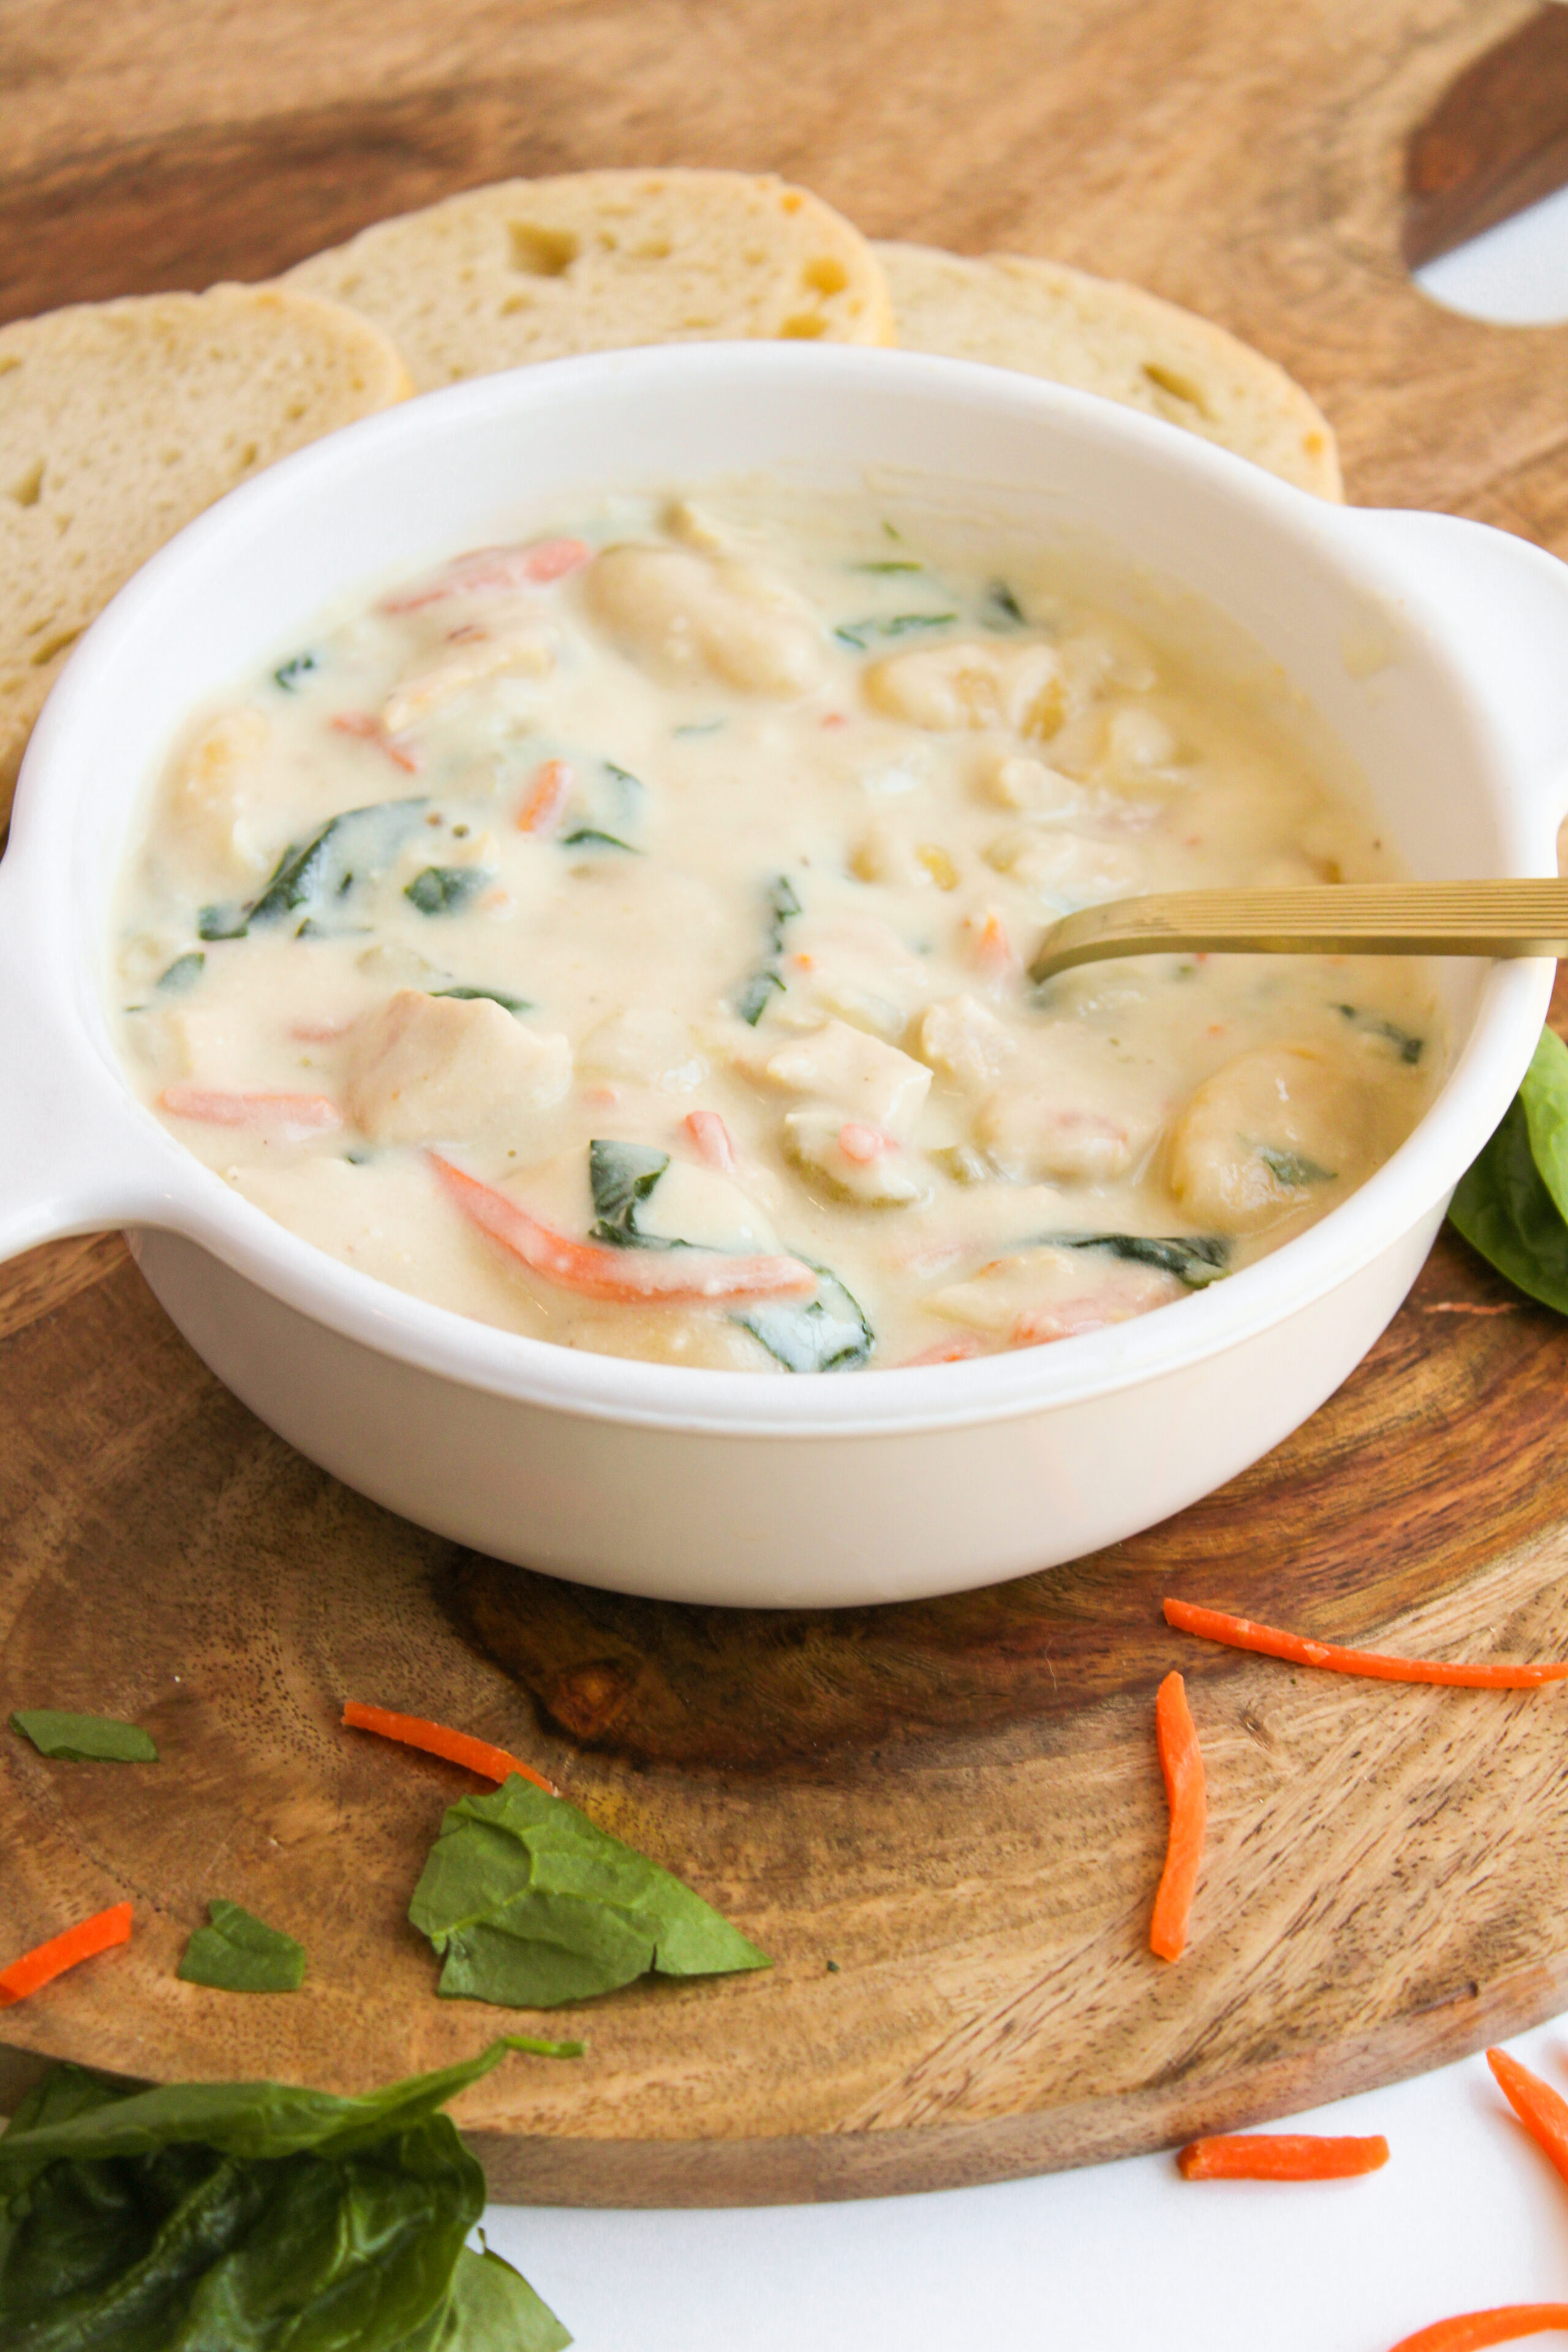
[1028,881,1568,985]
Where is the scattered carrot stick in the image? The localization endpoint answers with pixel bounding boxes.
[341,1702,558,1796]
[429,1153,816,1304]
[0,1901,133,2007]
[1177,2132,1389,2180]
[1150,1670,1205,1962]
[159,1084,342,1139]
[1385,2306,1568,2351]
[1163,1599,1568,1689]
[1487,2048,1568,2189]
[684,1109,737,1176]
[516,756,573,835]
[382,539,590,611]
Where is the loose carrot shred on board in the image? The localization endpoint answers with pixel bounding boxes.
[1177,2132,1389,2180]
[1385,2305,1568,2351]
[1162,1599,1568,1689]
[1149,1670,1205,1962]
[0,1901,133,2007]
[341,1702,558,1796]
[429,1152,816,1305]
[1487,2048,1568,2189]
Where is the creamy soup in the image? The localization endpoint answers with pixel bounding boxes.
[110,488,1441,1373]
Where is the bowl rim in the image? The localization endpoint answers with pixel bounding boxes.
[10,339,1558,1438]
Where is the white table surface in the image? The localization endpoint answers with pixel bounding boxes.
[482,198,1568,2351]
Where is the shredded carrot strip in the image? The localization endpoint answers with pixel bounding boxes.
[1177,2132,1389,2180]
[516,756,573,835]
[684,1109,737,1176]
[1163,1599,1568,1688]
[329,710,422,772]
[0,1901,133,2007]
[1487,2048,1568,2188]
[1386,2307,1568,2351]
[383,539,591,611]
[899,1335,989,1367]
[341,1702,557,1796]
[1150,1671,1205,1961]
[430,1153,816,1303]
[159,1084,342,1139]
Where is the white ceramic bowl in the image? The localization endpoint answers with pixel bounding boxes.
[1,345,1564,1608]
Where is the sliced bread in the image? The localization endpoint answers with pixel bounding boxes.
[0,284,410,823]
[284,168,895,391]
[880,243,1341,499]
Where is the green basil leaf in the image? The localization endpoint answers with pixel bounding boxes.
[1034,1233,1231,1289]
[404,865,489,918]
[734,1262,873,1373]
[1450,1081,1568,1316]
[10,1710,158,1763]
[442,2244,571,2351]
[176,1900,307,1994]
[409,1775,769,2008]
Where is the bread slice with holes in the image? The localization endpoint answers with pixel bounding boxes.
[0,284,410,824]
[880,243,1340,498]
[284,168,895,391]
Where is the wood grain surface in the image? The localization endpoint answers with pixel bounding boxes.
[4,0,1568,2206]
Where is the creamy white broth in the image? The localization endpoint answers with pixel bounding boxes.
[111,488,1441,1372]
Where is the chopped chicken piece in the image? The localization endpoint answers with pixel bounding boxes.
[346,988,571,1144]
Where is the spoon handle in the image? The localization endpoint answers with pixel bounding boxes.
[1028,881,1568,984]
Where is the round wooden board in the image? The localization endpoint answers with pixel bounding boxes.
[5,0,1568,2210]
[4,1213,1568,2206]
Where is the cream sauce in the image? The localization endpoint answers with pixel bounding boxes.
[110,489,1441,1372]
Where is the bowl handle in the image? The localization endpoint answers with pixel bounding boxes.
[0,860,160,1265]
[1344,508,1568,842]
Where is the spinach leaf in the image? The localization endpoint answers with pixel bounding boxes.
[734,874,802,1025]
[1035,1233,1231,1289]
[601,760,643,799]
[1257,1147,1335,1187]
[200,799,428,940]
[833,612,957,650]
[851,559,924,574]
[1521,1023,1568,1224]
[560,828,638,853]
[445,2243,571,2351]
[256,799,429,928]
[10,1710,158,1763]
[405,866,489,918]
[984,579,1026,627]
[176,1901,307,1994]
[1333,1003,1424,1064]
[587,1142,674,1249]
[272,650,320,692]
[0,2041,578,2352]
[154,952,205,995]
[1450,1028,1568,1314]
[409,1776,769,2008]
[736,1263,873,1371]
[672,719,725,737]
[431,987,533,1014]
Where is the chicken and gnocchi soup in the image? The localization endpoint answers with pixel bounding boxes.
[111,489,1441,1372]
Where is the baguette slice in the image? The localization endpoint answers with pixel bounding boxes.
[880,243,1341,499]
[0,285,410,824]
[284,168,895,391]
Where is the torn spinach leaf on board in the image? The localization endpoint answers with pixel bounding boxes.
[409,1774,769,2008]
[1449,1023,1568,1314]
[176,1898,307,1994]
[0,2038,578,2350]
